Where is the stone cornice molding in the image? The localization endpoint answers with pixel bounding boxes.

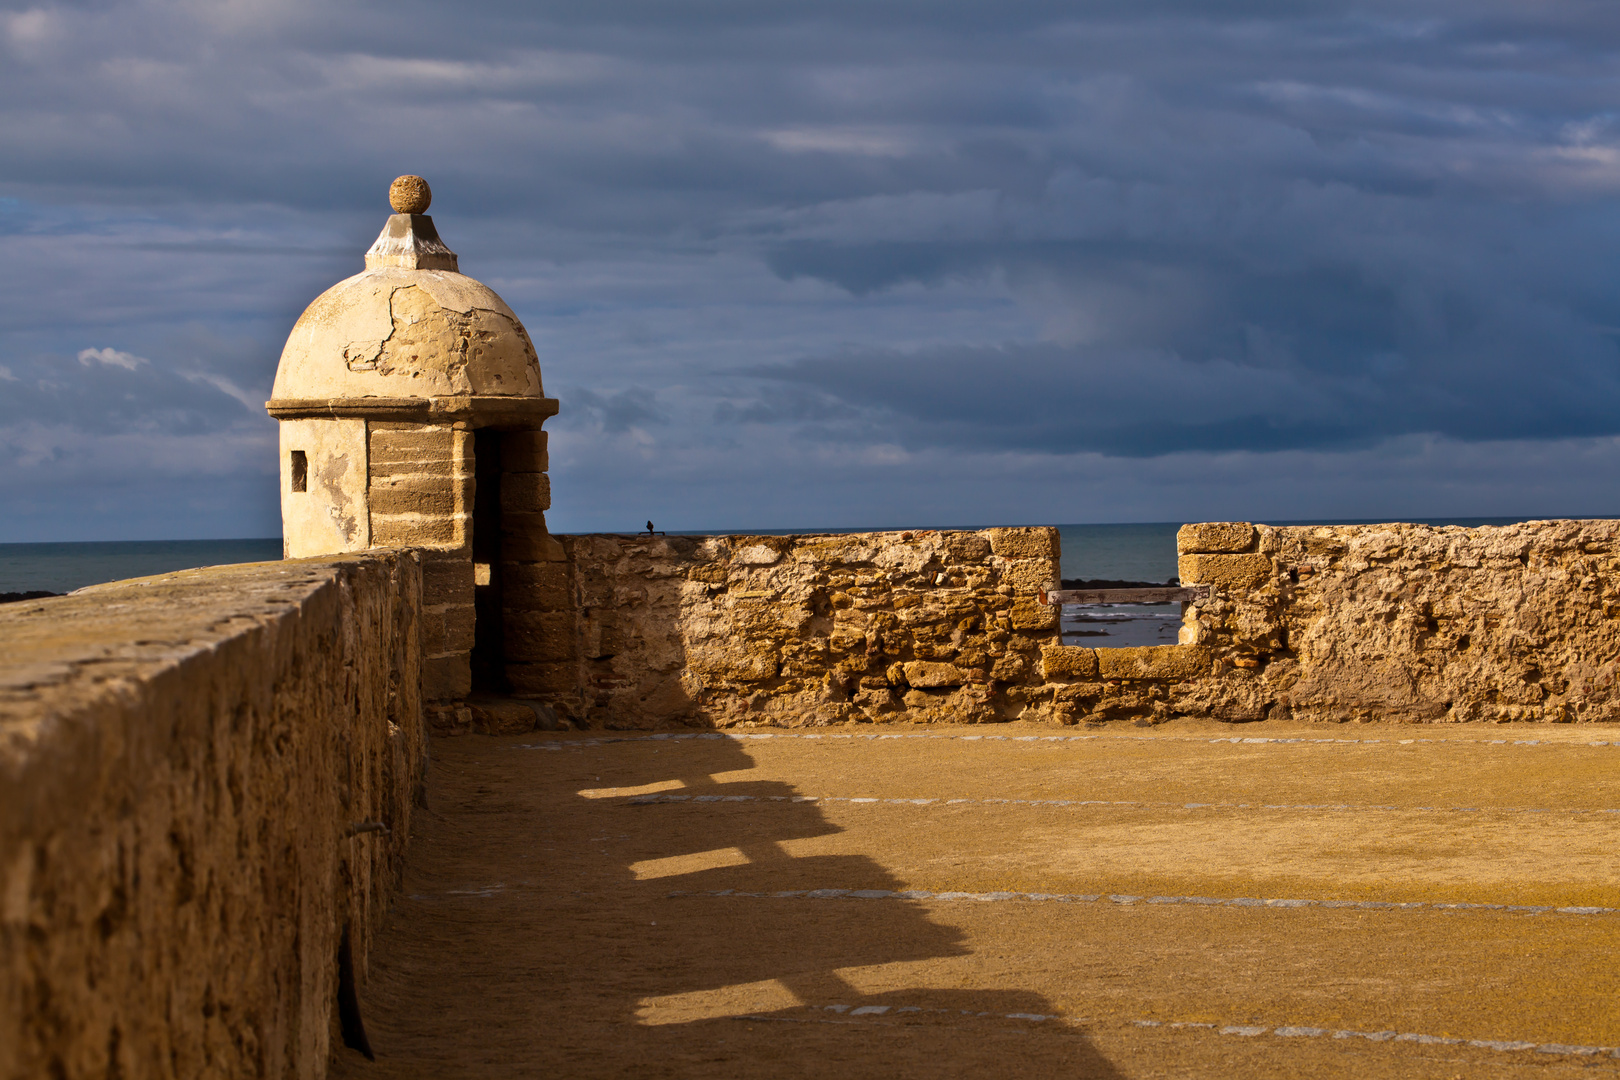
[265,395,560,424]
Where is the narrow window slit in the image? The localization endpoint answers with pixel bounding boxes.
[289,450,307,492]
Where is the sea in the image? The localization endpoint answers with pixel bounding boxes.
[0,539,284,596]
[0,517,1547,648]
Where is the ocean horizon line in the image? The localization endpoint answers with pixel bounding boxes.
[0,513,1604,550]
[0,516,1594,596]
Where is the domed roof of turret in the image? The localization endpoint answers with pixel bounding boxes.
[269,177,544,405]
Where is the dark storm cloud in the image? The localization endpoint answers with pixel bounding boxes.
[563,387,664,433]
[5,0,1620,536]
[751,221,1620,454]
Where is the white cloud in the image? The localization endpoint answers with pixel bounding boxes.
[762,127,921,157]
[77,347,148,371]
[181,370,262,412]
[5,8,59,49]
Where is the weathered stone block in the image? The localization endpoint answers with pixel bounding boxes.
[502,526,566,562]
[423,652,471,701]
[853,686,899,712]
[902,660,966,687]
[1177,522,1258,554]
[371,513,461,547]
[828,625,867,652]
[368,478,458,518]
[1177,553,1272,590]
[372,427,471,467]
[732,538,786,565]
[987,526,1059,561]
[500,429,549,472]
[425,702,473,736]
[1041,645,1099,679]
[1009,598,1059,630]
[499,473,551,513]
[999,560,1056,592]
[422,602,475,655]
[582,615,629,660]
[687,563,727,584]
[369,444,456,468]
[503,610,577,661]
[945,534,993,562]
[370,460,460,483]
[1053,681,1103,702]
[991,652,1030,680]
[506,661,578,696]
[687,646,779,681]
[368,429,459,468]
[1096,645,1209,681]
[368,421,447,441]
[503,511,549,537]
[465,699,563,735]
[421,556,473,608]
[910,640,954,659]
[468,700,537,735]
[502,561,572,611]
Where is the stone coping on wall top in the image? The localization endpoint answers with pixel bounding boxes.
[551,527,1049,536]
[1177,522,1258,554]
[0,553,415,761]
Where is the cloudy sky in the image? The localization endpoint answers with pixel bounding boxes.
[4,1,1620,540]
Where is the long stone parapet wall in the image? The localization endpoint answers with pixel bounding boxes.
[1041,519,1620,725]
[0,554,424,1080]
[499,528,1062,730]
[484,519,1620,731]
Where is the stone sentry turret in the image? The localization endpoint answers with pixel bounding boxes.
[267,176,560,701]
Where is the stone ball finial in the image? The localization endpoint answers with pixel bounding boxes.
[389,175,432,215]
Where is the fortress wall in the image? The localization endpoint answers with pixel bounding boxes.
[512,528,1061,729]
[0,553,424,1080]
[1042,520,1620,724]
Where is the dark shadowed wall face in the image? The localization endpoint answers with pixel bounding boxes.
[5,1,1620,539]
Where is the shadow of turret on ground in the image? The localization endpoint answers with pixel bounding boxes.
[334,732,1121,1078]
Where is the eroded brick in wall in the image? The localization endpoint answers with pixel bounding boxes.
[0,554,425,1080]
[516,527,1061,729]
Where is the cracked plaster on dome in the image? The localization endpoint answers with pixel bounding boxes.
[272,267,543,401]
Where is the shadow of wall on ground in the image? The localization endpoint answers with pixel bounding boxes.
[335,733,1121,1078]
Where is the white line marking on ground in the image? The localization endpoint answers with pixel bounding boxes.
[663,887,1612,916]
[517,731,1620,751]
[621,791,1618,817]
[775,1002,1615,1058]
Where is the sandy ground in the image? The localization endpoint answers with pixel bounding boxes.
[332,718,1620,1078]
